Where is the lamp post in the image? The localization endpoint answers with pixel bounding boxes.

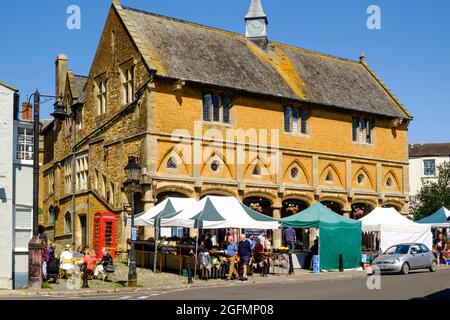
[123,156,141,287]
[28,90,66,290]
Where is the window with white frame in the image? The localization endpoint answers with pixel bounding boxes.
[16,126,33,161]
[423,159,436,177]
[121,64,135,105]
[64,160,72,194]
[96,76,107,115]
[76,155,89,191]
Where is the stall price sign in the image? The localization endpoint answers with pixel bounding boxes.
[132,227,137,241]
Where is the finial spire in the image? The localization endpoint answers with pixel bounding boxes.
[359,52,366,63]
[246,0,267,21]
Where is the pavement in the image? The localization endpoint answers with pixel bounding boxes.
[0,263,367,298]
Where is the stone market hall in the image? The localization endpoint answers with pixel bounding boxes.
[41,0,412,250]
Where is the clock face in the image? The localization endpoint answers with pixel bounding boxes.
[247,19,265,37]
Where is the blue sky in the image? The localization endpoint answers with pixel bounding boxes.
[0,0,449,143]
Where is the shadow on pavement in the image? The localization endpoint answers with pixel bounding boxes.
[412,289,450,300]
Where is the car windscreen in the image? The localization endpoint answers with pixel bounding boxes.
[384,245,410,255]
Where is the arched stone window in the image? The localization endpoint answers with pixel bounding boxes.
[64,212,72,234]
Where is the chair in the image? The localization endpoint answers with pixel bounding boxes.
[59,259,75,279]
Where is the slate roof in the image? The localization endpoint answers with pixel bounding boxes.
[73,75,87,104]
[113,4,411,119]
[409,143,450,158]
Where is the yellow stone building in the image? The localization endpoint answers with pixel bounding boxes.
[41,1,412,249]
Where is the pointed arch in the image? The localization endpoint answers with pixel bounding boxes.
[283,159,310,184]
[383,169,400,191]
[201,151,233,179]
[244,155,274,183]
[353,166,375,190]
[158,146,190,176]
[320,163,343,187]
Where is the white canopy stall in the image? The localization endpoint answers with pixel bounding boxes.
[360,207,433,252]
[161,196,280,230]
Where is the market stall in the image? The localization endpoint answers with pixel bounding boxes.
[128,197,197,227]
[162,196,281,277]
[417,207,450,228]
[360,207,433,252]
[281,202,362,271]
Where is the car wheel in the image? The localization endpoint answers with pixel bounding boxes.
[430,260,437,272]
[400,263,410,275]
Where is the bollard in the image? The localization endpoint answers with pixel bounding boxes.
[288,253,294,275]
[82,262,89,288]
[186,259,193,284]
[339,254,343,272]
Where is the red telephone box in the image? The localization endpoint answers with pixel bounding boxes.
[93,211,117,259]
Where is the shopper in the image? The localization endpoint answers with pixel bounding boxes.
[38,225,49,280]
[247,234,256,250]
[48,243,57,260]
[238,234,252,281]
[283,227,297,251]
[204,233,213,251]
[258,231,266,245]
[95,247,114,281]
[224,235,239,280]
[434,233,448,266]
[60,244,74,277]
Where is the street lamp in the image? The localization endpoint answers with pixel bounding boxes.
[123,156,141,287]
[28,90,67,290]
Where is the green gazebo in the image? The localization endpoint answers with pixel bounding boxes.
[281,202,362,271]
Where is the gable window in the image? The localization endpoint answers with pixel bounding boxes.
[291,168,299,179]
[210,161,220,172]
[357,174,365,185]
[121,65,135,105]
[386,177,393,188]
[325,171,333,182]
[16,126,33,161]
[167,157,177,169]
[284,105,308,134]
[96,76,107,115]
[423,160,436,177]
[203,93,232,124]
[352,117,372,144]
[75,155,89,191]
[252,165,261,176]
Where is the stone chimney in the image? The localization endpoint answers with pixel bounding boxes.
[22,102,32,121]
[55,54,68,97]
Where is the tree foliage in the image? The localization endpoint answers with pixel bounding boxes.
[411,161,450,220]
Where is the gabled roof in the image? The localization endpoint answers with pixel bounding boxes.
[409,143,450,158]
[113,4,411,119]
[0,81,18,92]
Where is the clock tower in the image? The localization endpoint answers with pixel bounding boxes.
[245,0,268,46]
